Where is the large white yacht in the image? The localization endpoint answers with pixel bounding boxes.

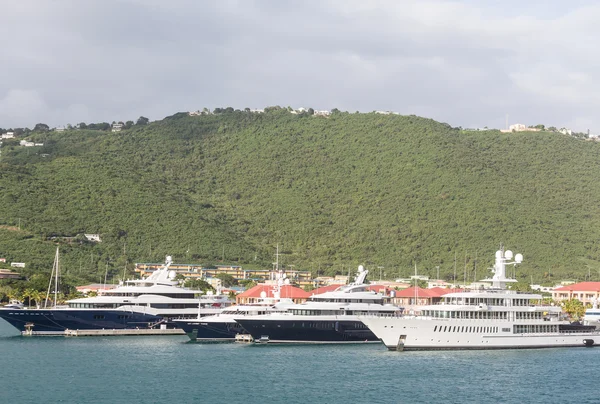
[67,255,232,320]
[361,247,600,351]
[234,266,402,343]
[0,254,232,335]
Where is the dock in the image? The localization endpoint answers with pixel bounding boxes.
[64,328,185,336]
[22,328,185,336]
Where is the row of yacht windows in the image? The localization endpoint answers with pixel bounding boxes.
[442,298,535,307]
[92,315,131,320]
[434,325,499,333]
[291,309,395,316]
[434,324,559,333]
[423,310,547,320]
[221,310,268,315]
[514,325,558,334]
[288,322,368,329]
[310,298,381,304]
[68,303,198,309]
[108,293,197,298]
[422,310,508,320]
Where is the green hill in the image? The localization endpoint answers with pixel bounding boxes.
[2,108,600,291]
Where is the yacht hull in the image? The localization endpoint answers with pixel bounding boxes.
[177,320,245,341]
[235,318,378,343]
[0,308,163,335]
[361,317,600,351]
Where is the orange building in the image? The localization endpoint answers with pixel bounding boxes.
[552,282,600,306]
[236,284,311,304]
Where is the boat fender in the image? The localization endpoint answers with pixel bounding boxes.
[583,339,594,347]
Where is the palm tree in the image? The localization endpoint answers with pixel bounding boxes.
[562,299,585,320]
[21,289,34,308]
[30,290,45,309]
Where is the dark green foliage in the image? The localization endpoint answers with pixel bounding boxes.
[184,278,215,292]
[1,112,600,290]
[214,273,237,287]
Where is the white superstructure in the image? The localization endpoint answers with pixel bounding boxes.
[234,266,402,343]
[361,247,600,350]
[66,255,232,319]
[174,269,295,341]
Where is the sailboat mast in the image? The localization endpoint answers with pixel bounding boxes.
[54,247,59,308]
[45,247,59,308]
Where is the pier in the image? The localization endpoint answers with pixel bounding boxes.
[22,328,185,336]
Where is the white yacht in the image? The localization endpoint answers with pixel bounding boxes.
[234,266,402,343]
[65,255,233,320]
[361,247,600,351]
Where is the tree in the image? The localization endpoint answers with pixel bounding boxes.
[184,278,215,293]
[22,288,34,307]
[78,122,87,129]
[30,290,45,308]
[136,116,149,125]
[562,299,585,320]
[215,273,237,287]
[239,279,256,289]
[124,121,134,130]
[33,123,49,132]
[510,281,532,292]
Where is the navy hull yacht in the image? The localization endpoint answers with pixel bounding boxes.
[0,250,231,335]
[235,265,401,344]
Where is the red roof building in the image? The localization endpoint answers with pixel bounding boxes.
[552,282,600,305]
[75,284,118,295]
[391,286,459,310]
[311,285,342,295]
[236,284,311,304]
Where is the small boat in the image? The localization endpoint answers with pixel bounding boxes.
[3,300,24,310]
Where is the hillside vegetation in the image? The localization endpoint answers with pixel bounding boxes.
[2,108,600,291]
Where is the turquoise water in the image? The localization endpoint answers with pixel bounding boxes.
[0,320,598,404]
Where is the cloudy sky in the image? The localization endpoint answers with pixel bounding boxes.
[1,0,599,132]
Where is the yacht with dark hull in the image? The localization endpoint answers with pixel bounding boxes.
[175,273,293,341]
[0,252,232,335]
[234,266,401,343]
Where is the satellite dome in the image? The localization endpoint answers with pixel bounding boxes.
[505,250,513,259]
[515,253,523,263]
[284,279,290,285]
[260,291,267,298]
[168,270,176,279]
[358,265,365,272]
[495,250,502,259]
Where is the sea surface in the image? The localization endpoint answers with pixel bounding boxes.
[0,320,598,404]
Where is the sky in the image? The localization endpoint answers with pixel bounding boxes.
[1,0,599,132]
